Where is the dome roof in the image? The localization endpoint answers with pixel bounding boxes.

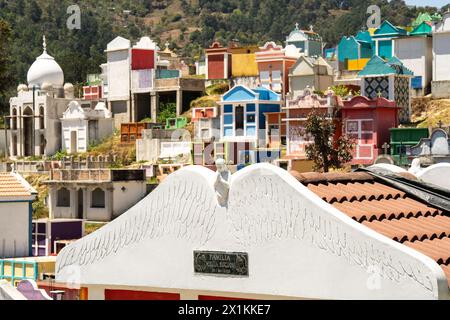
[27,36,64,88]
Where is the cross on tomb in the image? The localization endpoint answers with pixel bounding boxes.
[295,23,299,30]
[438,120,443,128]
[377,89,382,98]
[382,142,390,155]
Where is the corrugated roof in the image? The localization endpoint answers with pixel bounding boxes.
[294,171,450,287]
[0,172,37,201]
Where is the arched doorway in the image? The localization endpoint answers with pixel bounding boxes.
[23,107,33,157]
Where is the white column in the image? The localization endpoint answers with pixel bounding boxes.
[71,187,77,219]
[224,53,229,79]
[49,187,56,219]
[361,77,366,96]
[83,188,88,220]
[151,92,159,123]
[388,75,395,100]
[176,90,183,116]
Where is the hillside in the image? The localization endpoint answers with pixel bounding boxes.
[0,0,445,112]
[412,97,450,128]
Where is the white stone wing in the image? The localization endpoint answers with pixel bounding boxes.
[227,164,449,299]
[56,166,219,276]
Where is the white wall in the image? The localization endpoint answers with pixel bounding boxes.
[0,202,30,258]
[62,119,88,153]
[112,181,146,218]
[56,164,449,299]
[416,163,450,191]
[136,139,160,162]
[433,33,450,82]
[107,50,130,101]
[395,37,432,91]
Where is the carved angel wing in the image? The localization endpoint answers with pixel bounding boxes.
[56,166,219,274]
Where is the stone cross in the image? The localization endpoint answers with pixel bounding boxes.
[382,142,390,155]
[438,120,443,128]
[295,23,299,30]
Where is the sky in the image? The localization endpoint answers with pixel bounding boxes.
[404,0,449,7]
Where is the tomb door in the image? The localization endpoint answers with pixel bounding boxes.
[23,107,33,156]
[235,105,244,136]
[70,131,78,154]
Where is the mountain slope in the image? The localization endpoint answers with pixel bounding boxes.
[0,0,443,112]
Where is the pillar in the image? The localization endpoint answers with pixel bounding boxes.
[130,93,136,122]
[70,187,77,219]
[82,188,88,220]
[176,90,183,117]
[224,53,229,79]
[151,92,159,123]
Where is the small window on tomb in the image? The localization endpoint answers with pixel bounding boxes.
[91,188,105,208]
[57,188,71,207]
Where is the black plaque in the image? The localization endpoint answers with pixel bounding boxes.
[193,251,249,276]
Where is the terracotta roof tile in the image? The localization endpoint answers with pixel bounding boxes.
[362,215,450,242]
[403,237,450,265]
[295,171,450,288]
[0,172,36,199]
[307,181,404,203]
[334,198,440,222]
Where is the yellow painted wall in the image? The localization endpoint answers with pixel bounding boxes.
[231,53,259,77]
[0,258,56,284]
[290,159,314,173]
[347,58,370,71]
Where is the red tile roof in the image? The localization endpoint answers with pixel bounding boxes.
[0,172,37,200]
[293,171,450,288]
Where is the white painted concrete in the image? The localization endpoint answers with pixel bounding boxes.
[395,36,432,94]
[416,163,450,191]
[56,164,449,299]
[433,13,450,82]
[0,202,30,258]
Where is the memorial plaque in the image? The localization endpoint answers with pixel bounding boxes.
[193,251,249,276]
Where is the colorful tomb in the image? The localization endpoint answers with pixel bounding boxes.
[341,96,399,166]
[359,55,413,123]
[220,85,281,148]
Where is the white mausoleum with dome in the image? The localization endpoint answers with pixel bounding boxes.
[8,36,107,157]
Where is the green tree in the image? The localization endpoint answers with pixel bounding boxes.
[26,0,42,23]
[0,19,11,96]
[305,111,354,172]
[157,102,177,124]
